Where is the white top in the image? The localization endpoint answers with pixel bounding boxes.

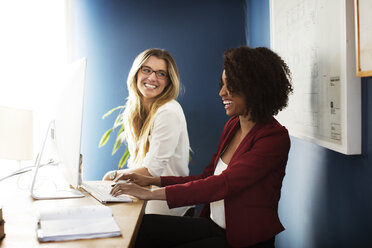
[210,157,228,229]
[127,100,191,216]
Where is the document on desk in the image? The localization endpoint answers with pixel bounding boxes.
[36,205,121,242]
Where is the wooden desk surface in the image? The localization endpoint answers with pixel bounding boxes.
[0,178,146,248]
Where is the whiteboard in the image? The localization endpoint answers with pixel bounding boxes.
[355,0,372,76]
[270,0,361,154]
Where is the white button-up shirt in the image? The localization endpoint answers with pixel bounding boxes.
[127,100,191,216]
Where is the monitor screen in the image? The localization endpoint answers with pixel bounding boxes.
[30,57,87,199]
[53,57,87,188]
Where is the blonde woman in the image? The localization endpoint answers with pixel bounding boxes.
[103,48,191,216]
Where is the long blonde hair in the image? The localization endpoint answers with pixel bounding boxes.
[123,48,180,166]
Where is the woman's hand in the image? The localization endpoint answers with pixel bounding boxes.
[114,172,161,187]
[110,181,152,200]
[102,170,117,181]
[110,181,166,200]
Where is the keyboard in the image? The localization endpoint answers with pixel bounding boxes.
[82,181,133,203]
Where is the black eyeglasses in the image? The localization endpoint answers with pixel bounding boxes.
[140,66,168,79]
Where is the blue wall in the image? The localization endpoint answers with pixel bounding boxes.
[74,0,246,179]
[246,0,270,48]
[248,0,372,247]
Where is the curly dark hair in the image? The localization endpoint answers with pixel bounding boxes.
[222,46,293,123]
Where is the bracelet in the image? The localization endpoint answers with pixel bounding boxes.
[109,170,117,180]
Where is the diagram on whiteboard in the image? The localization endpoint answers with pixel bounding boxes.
[270,0,361,154]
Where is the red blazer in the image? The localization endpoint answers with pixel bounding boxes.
[161,116,290,247]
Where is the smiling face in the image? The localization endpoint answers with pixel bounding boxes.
[219,70,247,116]
[136,56,169,106]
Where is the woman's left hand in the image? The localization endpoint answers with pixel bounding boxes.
[110,181,151,200]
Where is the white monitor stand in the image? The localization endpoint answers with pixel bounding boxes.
[30,120,84,200]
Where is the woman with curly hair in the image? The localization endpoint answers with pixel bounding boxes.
[111,46,293,248]
[103,48,191,216]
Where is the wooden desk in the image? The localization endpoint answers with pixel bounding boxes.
[0,177,146,248]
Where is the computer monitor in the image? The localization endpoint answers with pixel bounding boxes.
[30,57,87,199]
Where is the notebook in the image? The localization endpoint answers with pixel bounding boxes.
[37,205,121,242]
[81,181,133,204]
